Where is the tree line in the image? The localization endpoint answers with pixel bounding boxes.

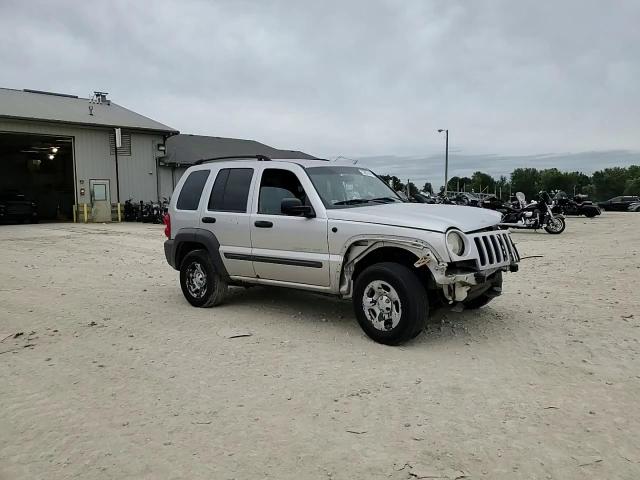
[380,165,640,201]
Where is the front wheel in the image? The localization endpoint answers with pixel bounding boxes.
[179,249,228,307]
[353,262,428,345]
[544,216,566,234]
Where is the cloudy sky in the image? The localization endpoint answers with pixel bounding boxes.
[1,0,638,186]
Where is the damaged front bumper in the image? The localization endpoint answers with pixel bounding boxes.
[435,266,514,303]
[416,250,518,303]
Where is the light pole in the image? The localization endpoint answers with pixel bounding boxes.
[437,129,449,195]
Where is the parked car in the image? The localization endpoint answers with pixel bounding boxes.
[598,196,640,211]
[450,192,481,206]
[163,156,520,345]
[628,201,640,212]
[409,192,436,204]
[480,195,508,212]
[0,192,38,224]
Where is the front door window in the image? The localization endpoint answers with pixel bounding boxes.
[258,169,309,215]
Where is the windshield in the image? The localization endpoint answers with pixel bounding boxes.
[305,166,403,208]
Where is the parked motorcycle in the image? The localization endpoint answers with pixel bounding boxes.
[552,192,601,218]
[500,191,566,234]
[123,199,140,221]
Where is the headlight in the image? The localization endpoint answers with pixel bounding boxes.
[446,230,465,256]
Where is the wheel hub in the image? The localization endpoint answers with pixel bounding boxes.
[186,262,207,299]
[362,280,402,331]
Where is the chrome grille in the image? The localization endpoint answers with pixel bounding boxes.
[472,231,519,269]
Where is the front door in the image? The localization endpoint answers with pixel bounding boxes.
[90,180,111,222]
[250,166,330,286]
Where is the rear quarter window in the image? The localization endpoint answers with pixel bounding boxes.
[176,170,210,210]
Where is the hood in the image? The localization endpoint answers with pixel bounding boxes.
[327,203,502,233]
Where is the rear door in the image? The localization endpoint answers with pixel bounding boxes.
[249,165,330,286]
[200,166,256,278]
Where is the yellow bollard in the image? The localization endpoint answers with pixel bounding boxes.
[117,203,122,222]
[83,203,88,223]
[73,205,77,223]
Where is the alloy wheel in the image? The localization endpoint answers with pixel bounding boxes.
[362,280,402,331]
[185,261,208,299]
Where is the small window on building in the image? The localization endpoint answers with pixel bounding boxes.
[208,168,254,212]
[109,131,132,156]
[176,170,210,210]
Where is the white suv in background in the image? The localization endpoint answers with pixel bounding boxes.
[164,156,519,345]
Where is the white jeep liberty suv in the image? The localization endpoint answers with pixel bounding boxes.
[164,155,519,345]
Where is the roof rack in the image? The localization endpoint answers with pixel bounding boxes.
[195,154,271,165]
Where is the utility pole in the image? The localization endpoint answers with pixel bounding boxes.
[438,129,449,195]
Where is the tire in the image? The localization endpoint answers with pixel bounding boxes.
[463,294,494,309]
[544,216,565,234]
[353,262,428,345]
[179,249,228,307]
[584,211,596,218]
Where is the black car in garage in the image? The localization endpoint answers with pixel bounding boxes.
[597,196,640,211]
[0,192,38,224]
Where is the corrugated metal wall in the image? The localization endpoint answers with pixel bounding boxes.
[118,132,163,202]
[0,119,164,205]
[158,166,188,201]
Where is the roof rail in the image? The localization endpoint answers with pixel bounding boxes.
[194,154,271,165]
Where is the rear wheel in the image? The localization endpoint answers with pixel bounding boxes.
[544,216,565,234]
[179,249,228,307]
[353,262,428,345]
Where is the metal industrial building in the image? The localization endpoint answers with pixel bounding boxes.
[0,88,178,222]
[1,88,315,223]
[158,134,316,197]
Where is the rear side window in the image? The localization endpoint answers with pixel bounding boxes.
[176,170,210,210]
[208,168,254,212]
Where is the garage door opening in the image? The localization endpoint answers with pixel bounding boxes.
[0,132,75,222]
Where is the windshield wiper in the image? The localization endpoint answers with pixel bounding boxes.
[370,196,401,203]
[333,199,373,205]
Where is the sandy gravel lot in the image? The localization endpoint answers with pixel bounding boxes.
[1,213,639,480]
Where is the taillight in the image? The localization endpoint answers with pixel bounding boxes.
[163,213,171,238]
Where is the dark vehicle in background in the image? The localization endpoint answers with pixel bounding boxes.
[628,201,640,212]
[0,192,38,224]
[553,192,601,218]
[598,196,640,211]
[480,195,508,211]
[411,192,436,204]
[451,192,481,206]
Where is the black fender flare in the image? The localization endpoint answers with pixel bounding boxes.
[171,228,229,279]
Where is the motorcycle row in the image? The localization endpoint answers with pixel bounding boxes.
[409,190,602,235]
[123,198,169,224]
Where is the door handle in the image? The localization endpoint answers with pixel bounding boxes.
[202,217,216,223]
[254,220,273,228]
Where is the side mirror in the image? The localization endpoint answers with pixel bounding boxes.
[281,198,315,218]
